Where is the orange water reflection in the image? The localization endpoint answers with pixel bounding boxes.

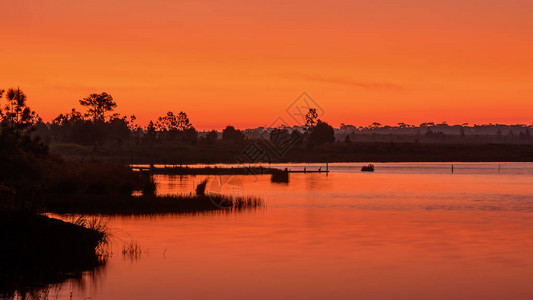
[60,163,533,299]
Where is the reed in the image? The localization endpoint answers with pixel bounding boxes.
[122,240,143,260]
[43,193,265,215]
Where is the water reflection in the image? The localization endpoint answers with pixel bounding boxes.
[8,163,533,299]
[1,260,107,300]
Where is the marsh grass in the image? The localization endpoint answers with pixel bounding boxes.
[122,240,142,256]
[138,166,285,175]
[70,216,111,257]
[44,193,264,215]
[72,216,109,233]
[121,240,143,262]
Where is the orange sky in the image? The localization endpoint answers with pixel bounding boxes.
[2,0,532,130]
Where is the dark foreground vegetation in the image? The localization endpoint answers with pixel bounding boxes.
[45,194,264,215]
[0,87,264,212]
[0,211,107,298]
[0,88,266,208]
[0,88,265,295]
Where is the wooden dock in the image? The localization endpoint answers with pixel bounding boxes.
[131,165,329,174]
[287,170,329,173]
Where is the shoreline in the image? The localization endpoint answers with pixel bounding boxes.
[132,161,533,167]
[51,141,533,164]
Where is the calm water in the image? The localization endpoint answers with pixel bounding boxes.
[46,163,533,299]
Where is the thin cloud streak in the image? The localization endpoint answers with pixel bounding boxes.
[290,74,407,91]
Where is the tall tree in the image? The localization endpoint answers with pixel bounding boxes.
[0,88,47,159]
[156,111,193,132]
[143,120,157,143]
[79,92,117,121]
[3,88,37,134]
[0,89,4,119]
[176,112,192,131]
[305,108,318,128]
[5,88,26,123]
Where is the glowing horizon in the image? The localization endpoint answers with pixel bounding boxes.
[2,0,532,130]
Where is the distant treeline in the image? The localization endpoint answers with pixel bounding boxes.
[29,94,338,147]
[18,91,531,148]
[244,123,532,144]
[1,88,531,165]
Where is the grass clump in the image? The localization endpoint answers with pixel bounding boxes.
[121,240,143,262]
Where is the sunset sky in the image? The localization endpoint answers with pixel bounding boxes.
[2,0,532,130]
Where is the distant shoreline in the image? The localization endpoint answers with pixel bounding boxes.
[132,161,533,167]
[51,141,533,164]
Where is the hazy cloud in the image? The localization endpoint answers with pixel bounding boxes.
[288,73,407,91]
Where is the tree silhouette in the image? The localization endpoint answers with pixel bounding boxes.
[79,92,116,122]
[0,89,4,119]
[5,88,26,123]
[397,122,414,129]
[309,120,335,145]
[3,88,37,135]
[177,112,192,131]
[182,127,198,144]
[145,121,157,142]
[0,88,47,164]
[420,122,436,127]
[156,111,192,132]
[154,111,196,143]
[53,108,83,126]
[305,108,318,128]
[205,130,218,145]
[222,126,244,142]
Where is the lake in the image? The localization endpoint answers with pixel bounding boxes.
[41,163,533,299]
